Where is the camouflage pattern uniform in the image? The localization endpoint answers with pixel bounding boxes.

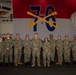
[42,42,51,66]
[13,38,23,66]
[63,40,71,62]
[56,39,63,64]
[71,40,76,61]
[31,38,42,66]
[49,38,55,62]
[4,38,13,63]
[23,39,31,63]
[0,38,4,63]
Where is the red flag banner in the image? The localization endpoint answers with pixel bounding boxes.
[12,0,76,18]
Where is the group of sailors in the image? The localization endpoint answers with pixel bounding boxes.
[0,33,76,67]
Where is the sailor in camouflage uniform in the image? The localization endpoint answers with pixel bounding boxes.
[42,37,51,67]
[23,34,31,65]
[4,33,13,65]
[0,35,4,66]
[56,35,63,65]
[13,33,23,66]
[31,33,42,67]
[71,35,76,64]
[63,35,71,65]
[49,34,55,64]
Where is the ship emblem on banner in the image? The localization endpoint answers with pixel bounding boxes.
[27,5,58,32]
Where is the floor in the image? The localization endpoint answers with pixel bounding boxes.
[0,49,75,75]
[0,64,76,75]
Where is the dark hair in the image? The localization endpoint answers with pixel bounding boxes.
[26,34,29,37]
[65,35,68,37]
[6,33,10,35]
[74,36,76,41]
[44,37,49,42]
[49,34,53,36]
[57,35,61,40]
[16,33,20,36]
[74,35,76,38]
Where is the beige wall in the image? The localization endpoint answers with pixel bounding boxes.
[14,18,76,40]
[0,22,14,34]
